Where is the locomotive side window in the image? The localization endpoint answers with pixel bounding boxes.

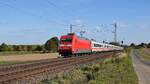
[60,38,72,42]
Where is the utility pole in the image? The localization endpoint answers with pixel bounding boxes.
[70,24,73,33]
[69,24,77,33]
[112,23,117,43]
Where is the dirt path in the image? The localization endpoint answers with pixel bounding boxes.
[0,53,59,62]
[131,50,150,84]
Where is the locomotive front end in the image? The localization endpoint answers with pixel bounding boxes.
[58,34,73,57]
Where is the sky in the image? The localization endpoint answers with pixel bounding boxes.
[0,0,150,45]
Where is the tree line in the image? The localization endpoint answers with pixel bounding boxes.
[0,37,59,53]
[130,42,150,49]
[0,36,149,52]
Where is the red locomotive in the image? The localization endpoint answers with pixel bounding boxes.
[58,33,123,57]
[59,33,91,57]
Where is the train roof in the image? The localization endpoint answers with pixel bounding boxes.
[61,33,90,40]
[91,41,122,47]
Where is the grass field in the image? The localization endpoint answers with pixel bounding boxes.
[0,61,19,65]
[137,48,150,60]
[0,51,41,56]
[41,49,138,84]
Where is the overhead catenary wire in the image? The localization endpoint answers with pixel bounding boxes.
[0,1,116,42]
[0,1,67,26]
[44,0,91,34]
[44,0,59,9]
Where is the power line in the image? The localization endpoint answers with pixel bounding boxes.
[45,0,59,9]
[0,1,40,18]
[44,0,87,33]
[96,23,118,43]
[0,1,67,26]
[44,0,71,23]
[44,0,66,14]
[69,24,83,33]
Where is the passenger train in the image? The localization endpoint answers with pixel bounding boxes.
[58,33,123,57]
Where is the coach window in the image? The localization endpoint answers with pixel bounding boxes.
[98,44,102,47]
[94,44,102,47]
[94,44,96,47]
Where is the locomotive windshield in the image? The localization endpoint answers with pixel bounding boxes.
[60,38,72,42]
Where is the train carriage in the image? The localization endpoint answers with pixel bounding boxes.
[91,41,116,52]
[91,41,104,52]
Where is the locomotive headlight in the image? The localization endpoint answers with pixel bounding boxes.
[67,44,72,47]
[59,44,72,50]
[59,44,72,47]
[59,44,65,46]
[68,45,72,48]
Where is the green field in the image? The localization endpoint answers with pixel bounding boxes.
[137,48,150,60]
[0,61,18,65]
[41,49,138,84]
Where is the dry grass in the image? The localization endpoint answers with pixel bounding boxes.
[137,48,150,60]
[41,49,138,84]
[0,53,58,62]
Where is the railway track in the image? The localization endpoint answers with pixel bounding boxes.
[0,53,113,84]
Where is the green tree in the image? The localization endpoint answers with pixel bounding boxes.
[34,45,44,51]
[8,45,14,51]
[130,43,136,48]
[0,43,13,51]
[147,43,150,48]
[21,45,28,51]
[44,37,59,52]
[135,43,146,49]
[12,45,17,51]
[109,42,120,46]
[139,43,146,47]
[27,45,33,51]
[15,45,22,51]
